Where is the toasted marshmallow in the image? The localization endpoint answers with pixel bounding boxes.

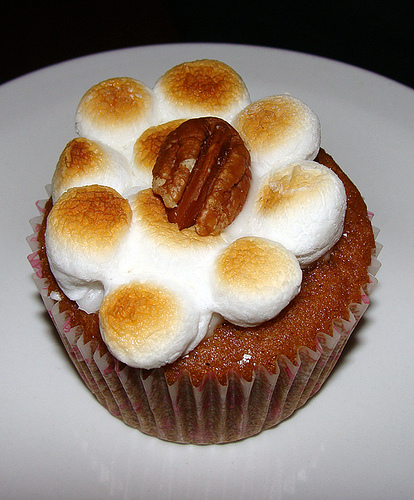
[99,281,200,369]
[153,59,250,123]
[44,62,349,370]
[213,237,301,326]
[75,77,155,158]
[45,185,132,312]
[125,189,226,293]
[120,189,227,338]
[251,160,346,266]
[234,95,320,177]
[132,119,185,188]
[130,188,224,251]
[51,137,132,202]
[93,189,228,368]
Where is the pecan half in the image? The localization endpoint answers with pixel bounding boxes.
[152,117,251,236]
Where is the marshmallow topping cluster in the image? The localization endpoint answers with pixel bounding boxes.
[45,59,346,369]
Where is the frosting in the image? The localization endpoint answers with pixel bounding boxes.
[45,60,347,369]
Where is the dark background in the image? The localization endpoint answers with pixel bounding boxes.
[1,1,413,89]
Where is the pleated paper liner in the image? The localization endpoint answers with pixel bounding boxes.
[28,199,381,444]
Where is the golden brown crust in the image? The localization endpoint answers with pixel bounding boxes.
[76,77,152,126]
[257,164,326,214]
[133,119,185,175]
[215,237,297,292]
[47,185,132,256]
[38,149,375,387]
[132,188,221,248]
[235,95,312,152]
[52,138,103,195]
[156,59,249,114]
[100,283,181,348]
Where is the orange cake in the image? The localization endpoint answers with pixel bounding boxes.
[28,59,380,444]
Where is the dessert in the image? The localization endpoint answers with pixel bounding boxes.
[28,59,380,444]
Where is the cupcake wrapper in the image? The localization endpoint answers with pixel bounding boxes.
[28,200,381,444]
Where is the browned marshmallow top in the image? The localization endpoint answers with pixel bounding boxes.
[154,59,250,121]
[133,119,185,181]
[47,185,132,258]
[77,77,152,126]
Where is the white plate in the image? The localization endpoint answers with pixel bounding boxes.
[1,43,413,500]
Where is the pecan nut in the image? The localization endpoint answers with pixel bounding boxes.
[152,117,251,236]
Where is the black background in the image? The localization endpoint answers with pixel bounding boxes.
[1,1,413,89]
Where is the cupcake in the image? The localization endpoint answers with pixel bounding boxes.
[27,59,380,444]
